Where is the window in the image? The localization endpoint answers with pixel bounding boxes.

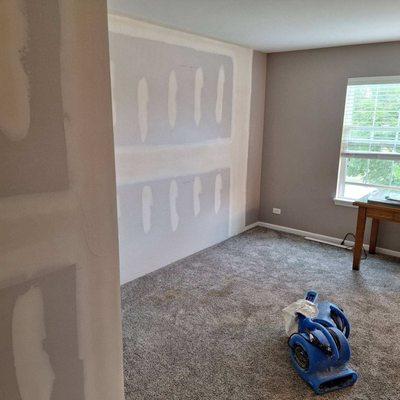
[336,76,400,201]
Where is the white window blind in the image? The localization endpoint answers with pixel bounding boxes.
[336,76,400,201]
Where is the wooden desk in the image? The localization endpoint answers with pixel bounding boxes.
[353,199,400,270]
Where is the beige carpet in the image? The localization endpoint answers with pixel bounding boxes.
[122,227,400,399]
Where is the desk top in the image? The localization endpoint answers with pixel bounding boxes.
[354,189,400,210]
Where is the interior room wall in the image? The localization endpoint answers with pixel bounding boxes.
[0,1,124,399]
[109,15,265,283]
[260,41,400,252]
[246,51,267,225]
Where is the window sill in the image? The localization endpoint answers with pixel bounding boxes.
[333,198,357,208]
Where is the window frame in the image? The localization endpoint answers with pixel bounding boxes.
[335,75,400,202]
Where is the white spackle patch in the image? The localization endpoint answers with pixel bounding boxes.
[215,65,225,124]
[12,286,55,400]
[0,0,30,141]
[193,176,202,217]
[169,180,179,232]
[194,67,204,126]
[142,185,153,234]
[215,173,222,214]
[138,77,149,142]
[110,59,117,128]
[168,70,178,129]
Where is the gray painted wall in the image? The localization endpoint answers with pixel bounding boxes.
[260,41,400,252]
[246,51,267,225]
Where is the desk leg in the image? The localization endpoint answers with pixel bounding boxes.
[353,206,367,270]
[369,218,379,254]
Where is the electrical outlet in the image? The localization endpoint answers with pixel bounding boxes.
[272,208,281,215]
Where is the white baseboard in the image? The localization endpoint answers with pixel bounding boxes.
[244,221,400,259]
[241,221,259,232]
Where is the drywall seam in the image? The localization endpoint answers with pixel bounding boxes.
[115,138,231,154]
[115,140,231,185]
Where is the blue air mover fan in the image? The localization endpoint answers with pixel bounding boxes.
[288,291,358,395]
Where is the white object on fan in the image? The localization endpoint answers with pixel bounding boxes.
[282,299,319,337]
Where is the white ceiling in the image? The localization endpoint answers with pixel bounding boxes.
[108,0,400,52]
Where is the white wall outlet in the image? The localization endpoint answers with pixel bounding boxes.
[272,208,281,215]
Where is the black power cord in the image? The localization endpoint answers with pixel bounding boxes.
[340,232,368,260]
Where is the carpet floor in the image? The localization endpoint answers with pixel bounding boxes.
[122,228,400,400]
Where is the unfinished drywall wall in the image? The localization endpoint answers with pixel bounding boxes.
[0,266,83,400]
[0,1,123,400]
[0,0,29,142]
[109,15,254,283]
[0,0,69,197]
[260,41,400,252]
[110,34,233,145]
[118,169,230,280]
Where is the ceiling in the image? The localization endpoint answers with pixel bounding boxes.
[108,0,400,53]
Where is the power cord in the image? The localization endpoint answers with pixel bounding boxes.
[341,233,368,260]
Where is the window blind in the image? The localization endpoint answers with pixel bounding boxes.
[336,76,400,200]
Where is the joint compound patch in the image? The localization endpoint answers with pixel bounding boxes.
[0,0,69,197]
[0,266,84,400]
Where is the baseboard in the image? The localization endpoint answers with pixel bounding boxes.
[241,221,259,232]
[244,221,400,259]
